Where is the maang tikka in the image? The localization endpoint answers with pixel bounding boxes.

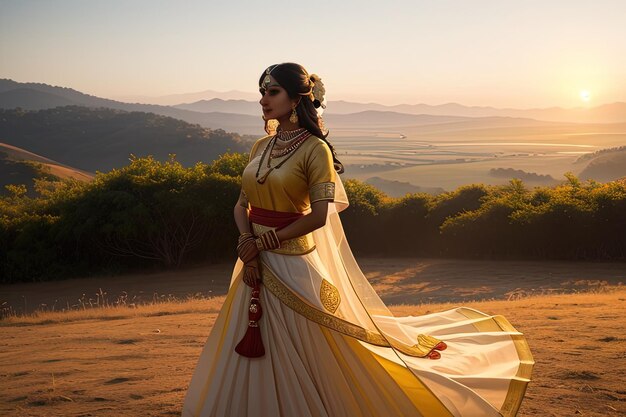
[262,64,278,90]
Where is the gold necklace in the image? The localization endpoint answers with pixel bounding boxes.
[270,130,311,158]
[275,127,307,141]
[255,133,312,184]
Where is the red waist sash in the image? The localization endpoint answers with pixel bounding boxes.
[249,205,303,230]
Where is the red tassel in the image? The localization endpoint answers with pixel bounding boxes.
[235,283,265,358]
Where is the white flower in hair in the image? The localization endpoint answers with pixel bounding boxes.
[309,74,326,109]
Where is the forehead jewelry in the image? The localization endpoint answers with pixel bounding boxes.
[262,65,279,90]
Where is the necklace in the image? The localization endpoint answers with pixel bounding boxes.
[270,129,310,158]
[275,127,307,142]
[255,130,312,184]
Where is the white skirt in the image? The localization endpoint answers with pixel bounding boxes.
[181,244,534,417]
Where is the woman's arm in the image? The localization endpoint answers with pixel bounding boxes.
[233,190,252,234]
[274,200,329,242]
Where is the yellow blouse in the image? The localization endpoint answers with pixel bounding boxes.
[241,134,336,213]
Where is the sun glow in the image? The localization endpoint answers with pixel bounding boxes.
[579,90,591,102]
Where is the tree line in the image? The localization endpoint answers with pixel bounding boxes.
[1,153,624,283]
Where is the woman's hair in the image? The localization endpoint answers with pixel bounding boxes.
[259,62,344,174]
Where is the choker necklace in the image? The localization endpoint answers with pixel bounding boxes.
[275,127,307,142]
[270,129,310,158]
[255,130,312,184]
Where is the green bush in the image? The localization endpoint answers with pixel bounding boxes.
[1,157,625,283]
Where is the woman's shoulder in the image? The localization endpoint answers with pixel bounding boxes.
[302,135,328,152]
[249,134,273,158]
[254,134,273,147]
[302,135,333,169]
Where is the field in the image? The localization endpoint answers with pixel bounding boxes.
[329,122,626,191]
[1,258,625,416]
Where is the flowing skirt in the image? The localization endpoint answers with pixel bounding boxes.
[181,245,534,417]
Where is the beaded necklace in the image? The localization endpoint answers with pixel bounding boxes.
[275,127,307,142]
[270,130,310,158]
[255,128,312,184]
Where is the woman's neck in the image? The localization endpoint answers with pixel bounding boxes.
[275,116,301,132]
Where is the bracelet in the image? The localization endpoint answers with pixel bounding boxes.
[238,232,254,243]
[237,231,255,252]
[254,229,281,251]
[237,237,255,252]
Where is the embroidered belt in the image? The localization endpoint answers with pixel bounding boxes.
[249,205,303,229]
[251,222,316,255]
[249,205,315,255]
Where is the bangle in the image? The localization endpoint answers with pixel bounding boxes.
[237,232,255,250]
[238,232,253,242]
[254,229,281,251]
[237,237,255,252]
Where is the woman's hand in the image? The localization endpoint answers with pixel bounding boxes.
[237,238,259,263]
[242,257,261,287]
[237,232,259,263]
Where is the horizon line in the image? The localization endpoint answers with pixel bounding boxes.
[2,77,623,111]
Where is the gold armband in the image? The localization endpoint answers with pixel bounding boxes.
[309,182,335,203]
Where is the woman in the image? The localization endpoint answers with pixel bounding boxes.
[182,62,534,417]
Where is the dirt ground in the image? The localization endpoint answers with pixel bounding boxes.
[1,258,625,416]
[2,257,624,315]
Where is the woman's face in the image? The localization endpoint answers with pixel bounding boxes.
[259,75,296,121]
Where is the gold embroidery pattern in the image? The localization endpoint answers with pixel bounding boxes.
[261,262,388,347]
[310,182,335,203]
[456,307,534,417]
[260,261,443,358]
[251,223,316,256]
[320,278,341,313]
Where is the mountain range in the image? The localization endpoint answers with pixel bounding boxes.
[0,78,624,197]
[1,79,624,134]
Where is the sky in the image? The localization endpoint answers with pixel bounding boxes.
[1,0,625,108]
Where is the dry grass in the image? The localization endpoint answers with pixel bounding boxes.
[1,285,624,417]
[0,292,226,327]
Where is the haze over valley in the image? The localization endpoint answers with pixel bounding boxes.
[1,78,624,196]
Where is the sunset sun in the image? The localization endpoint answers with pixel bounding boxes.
[579,90,591,102]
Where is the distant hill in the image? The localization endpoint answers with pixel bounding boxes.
[578,149,626,182]
[0,79,267,136]
[364,176,445,197]
[488,168,558,185]
[1,78,565,135]
[0,143,93,196]
[326,100,626,124]
[574,145,626,164]
[2,79,624,135]
[175,98,261,115]
[0,106,253,173]
[112,89,259,105]
[175,95,626,124]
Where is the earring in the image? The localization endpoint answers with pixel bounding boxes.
[289,107,298,124]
